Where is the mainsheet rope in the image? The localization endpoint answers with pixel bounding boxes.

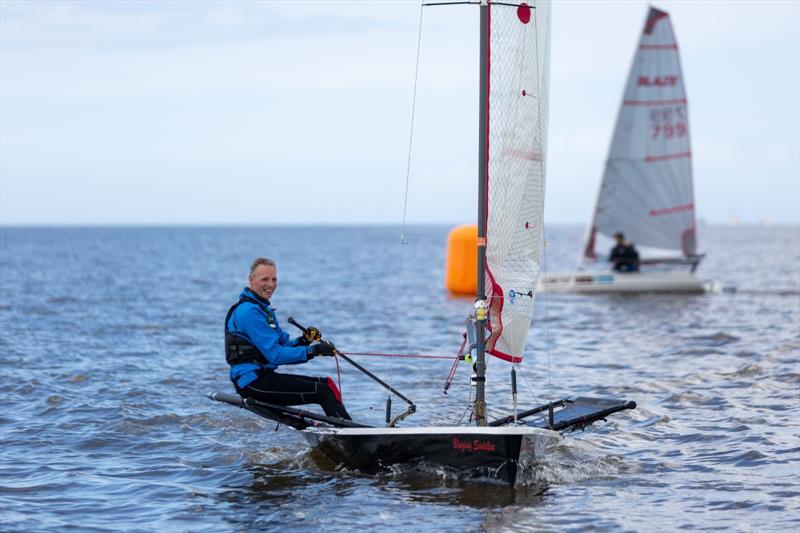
[331,349,455,403]
[341,351,458,360]
[333,345,461,403]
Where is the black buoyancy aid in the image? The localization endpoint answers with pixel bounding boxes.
[224,296,268,366]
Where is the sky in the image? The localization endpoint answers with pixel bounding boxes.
[1,0,798,226]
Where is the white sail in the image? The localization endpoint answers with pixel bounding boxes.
[584,7,697,261]
[484,1,551,363]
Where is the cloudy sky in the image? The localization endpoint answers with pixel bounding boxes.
[1,0,798,226]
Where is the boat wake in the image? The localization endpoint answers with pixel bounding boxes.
[295,430,629,489]
[516,437,630,486]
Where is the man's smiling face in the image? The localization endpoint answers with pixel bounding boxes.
[249,264,277,301]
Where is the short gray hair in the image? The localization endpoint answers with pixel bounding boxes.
[249,257,276,278]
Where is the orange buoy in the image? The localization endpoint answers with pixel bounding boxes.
[445,224,478,296]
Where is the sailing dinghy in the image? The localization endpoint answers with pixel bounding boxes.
[540,7,716,294]
[210,0,635,485]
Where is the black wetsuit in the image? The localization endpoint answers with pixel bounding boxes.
[609,243,640,272]
[235,371,350,420]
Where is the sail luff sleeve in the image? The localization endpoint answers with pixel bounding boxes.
[484,1,551,362]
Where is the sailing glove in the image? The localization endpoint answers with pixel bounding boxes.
[302,326,322,344]
[312,340,337,357]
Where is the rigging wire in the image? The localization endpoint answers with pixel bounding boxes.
[392,2,426,367]
[514,361,552,426]
[542,234,552,389]
[422,1,479,6]
[399,2,425,246]
[532,5,553,389]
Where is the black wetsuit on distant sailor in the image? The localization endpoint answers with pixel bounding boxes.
[609,242,640,272]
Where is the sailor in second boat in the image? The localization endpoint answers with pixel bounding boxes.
[225,257,352,420]
[609,232,640,273]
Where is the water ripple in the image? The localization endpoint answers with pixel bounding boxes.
[1,225,798,531]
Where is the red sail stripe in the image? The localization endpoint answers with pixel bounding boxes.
[487,348,523,364]
[503,148,543,161]
[649,203,694,216]
[645,151,691,162]
[644,8,669,34]
[640,44,678,50]
[624,99,687,106]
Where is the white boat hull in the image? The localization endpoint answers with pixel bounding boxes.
[302,425,558,484]
[539,270,714,294]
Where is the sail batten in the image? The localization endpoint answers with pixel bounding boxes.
[584,6,697,260]
[483,1,551,362]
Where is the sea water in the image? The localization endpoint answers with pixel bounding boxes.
[1,224,798,531]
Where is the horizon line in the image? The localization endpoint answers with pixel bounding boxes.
[1,220,798,229]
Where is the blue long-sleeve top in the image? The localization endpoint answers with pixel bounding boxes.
[227,288,311,388]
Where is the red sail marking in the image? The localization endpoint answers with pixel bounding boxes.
[644,7,669,34]
[640,44,678,50]
[486,269,524,364]
[484,269,505,354]
[517,3,531,24]
[645,151,691,163]
[649,203,694,217]
[487,347,523,364]
[638,75,679,87]
[583,225,598,260]
[624,99,687,106]
[682,226,697,256]
[503,148,542,161]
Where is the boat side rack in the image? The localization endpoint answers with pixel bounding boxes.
[208,391,373,430]
[489,396,636,432]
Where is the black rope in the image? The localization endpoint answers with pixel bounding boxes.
[491,2,537,7]
[422,1,478,6]
[423,1,536,7]
[400,2,424,246]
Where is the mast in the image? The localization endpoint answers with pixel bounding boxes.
[473,0,489,427]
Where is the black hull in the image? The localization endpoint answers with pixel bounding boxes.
[208,392,636,484]
[303,427,554,484]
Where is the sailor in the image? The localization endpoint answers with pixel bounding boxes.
[609,232,640,272]
[225,257,352,420]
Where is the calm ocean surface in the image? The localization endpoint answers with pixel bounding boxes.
[1,224,798,531]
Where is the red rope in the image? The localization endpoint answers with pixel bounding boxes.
[341,351,457,360]
[444,335,467,394]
